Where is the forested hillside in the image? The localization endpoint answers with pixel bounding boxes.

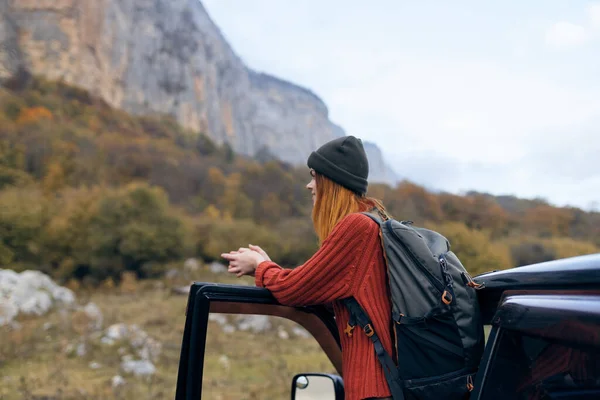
[0,0,396,182]
[1,76,598,284]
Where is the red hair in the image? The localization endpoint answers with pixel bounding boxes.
[312,173,388,244]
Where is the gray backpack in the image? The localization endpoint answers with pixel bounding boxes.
[342,211,485,400]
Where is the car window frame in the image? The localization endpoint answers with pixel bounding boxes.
[472,292,600,400]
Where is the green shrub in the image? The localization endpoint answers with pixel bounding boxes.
[0,187,48,265]
[0,166,34,188]
[510,240,556,267]
[507,236,598,267]
[41,183,186,281]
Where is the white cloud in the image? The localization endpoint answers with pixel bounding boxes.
[545,22,587,48]
[589,4,600,28]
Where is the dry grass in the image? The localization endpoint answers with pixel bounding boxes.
[0,266,496,399]
[0,269,334,400]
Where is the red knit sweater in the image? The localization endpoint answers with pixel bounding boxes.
[255,213,393,400]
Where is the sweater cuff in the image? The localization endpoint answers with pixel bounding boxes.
[255,261,277,287]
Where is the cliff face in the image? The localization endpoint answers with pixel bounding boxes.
[363,142,400,185]
[0,0,397,184]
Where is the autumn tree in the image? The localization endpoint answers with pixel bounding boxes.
[387,181,443,223]
[463,194,511,237]
[16,106,53,125]
[522,205,573,238]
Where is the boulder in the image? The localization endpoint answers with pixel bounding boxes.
[17,290,52,316]
[0,269,75,326]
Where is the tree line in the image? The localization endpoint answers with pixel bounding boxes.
[0,75,598,283]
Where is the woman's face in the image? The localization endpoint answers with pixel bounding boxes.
[306,169,317,205]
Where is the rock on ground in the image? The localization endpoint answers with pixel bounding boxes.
[292,326,311,339]
[208,262,227,274]
[83,302,103,331]
[111,375,126,388]
[183,258,201,273]
[218,355,230,370]
[121,360,156,377]
[76,343,87,357]
[164,269,180,280]
[277,326,290,340]
[0,269,76,326]
[208,313,227,325]
[102,323,162,361]
[89,361,102,369]
[236,315,271,333]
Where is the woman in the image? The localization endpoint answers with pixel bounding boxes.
[222,136,394,400]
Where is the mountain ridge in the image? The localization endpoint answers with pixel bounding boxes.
[0,0,398,185]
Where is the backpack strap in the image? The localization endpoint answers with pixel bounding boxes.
[360,210,385,225]
[342,297,405,400]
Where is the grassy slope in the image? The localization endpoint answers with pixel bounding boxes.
[0,269,334,400]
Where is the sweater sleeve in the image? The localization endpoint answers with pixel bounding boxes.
[254,213,378,306]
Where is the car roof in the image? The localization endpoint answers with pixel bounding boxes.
[475,253,600,290]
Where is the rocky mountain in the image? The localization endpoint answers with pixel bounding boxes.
[0,0,397,185]
[363,141,400,185]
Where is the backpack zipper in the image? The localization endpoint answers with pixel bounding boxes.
[385,220,444,295]
[404,366,471,386]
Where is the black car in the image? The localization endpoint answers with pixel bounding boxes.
[175,254,600,399]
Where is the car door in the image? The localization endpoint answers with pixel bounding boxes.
[174,282,343,399]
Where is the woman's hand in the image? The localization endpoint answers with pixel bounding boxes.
[221,249,266,277]
[249,244,271,262]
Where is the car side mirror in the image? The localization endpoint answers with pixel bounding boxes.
[291,373,344,400]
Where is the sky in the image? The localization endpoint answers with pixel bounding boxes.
[202,0,600,210]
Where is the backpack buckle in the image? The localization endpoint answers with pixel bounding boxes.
[363,324,375,337]
[442,290,453,305]
[344,323,355,337]
[467,280,485,290]
[467,375,474,392]
[395,313,405,324]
